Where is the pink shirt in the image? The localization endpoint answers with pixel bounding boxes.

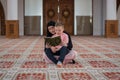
[52,33,68,49]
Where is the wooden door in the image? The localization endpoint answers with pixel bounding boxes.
[43,0,74,35]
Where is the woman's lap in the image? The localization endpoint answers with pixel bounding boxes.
[45,46,70,63]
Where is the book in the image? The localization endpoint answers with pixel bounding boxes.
[44,36,61,46]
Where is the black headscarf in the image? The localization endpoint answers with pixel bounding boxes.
[45,21,73,50]
[46,21,56,37]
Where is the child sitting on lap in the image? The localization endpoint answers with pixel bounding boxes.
[51,22,69,66]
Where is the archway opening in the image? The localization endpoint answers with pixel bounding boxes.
[0,2,5,36]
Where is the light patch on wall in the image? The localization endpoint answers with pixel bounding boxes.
[25,0,42,16]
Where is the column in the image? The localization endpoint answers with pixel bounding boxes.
[105,0,118,38]
[6,0,19,38]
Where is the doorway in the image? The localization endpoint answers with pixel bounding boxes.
[0,2,5,36]
[43,0,74,35]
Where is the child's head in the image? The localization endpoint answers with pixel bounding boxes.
[55,22,64,35]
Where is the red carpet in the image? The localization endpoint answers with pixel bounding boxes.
[0,36,120,80]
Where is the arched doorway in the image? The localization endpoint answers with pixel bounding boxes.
[0,2,5,35]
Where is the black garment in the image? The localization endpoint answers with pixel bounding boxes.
[58,46,69,63]
[44,21,56,51]
[45,46,69,64]
[63,31,73,50]
[45,48,58,64]
[47,21,55,37]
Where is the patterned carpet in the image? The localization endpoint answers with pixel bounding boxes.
[0,36,120,80]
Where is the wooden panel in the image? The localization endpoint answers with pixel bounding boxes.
[6,20,19,38]
[43,0,74,35]
[24,16,41,36]
[77,16,92,35]
[105,20,118,38]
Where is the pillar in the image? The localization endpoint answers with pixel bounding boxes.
[6,0,19,38]
[105,0,118,38]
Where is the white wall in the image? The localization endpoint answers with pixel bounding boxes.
[74,0,92,35]
[18,0,24,36]
[75,0,92,16]
[25,0,42,16]
[93,0,103,36]
[106,0,117,20]
[3,0,118,36]
[7,0,18,20]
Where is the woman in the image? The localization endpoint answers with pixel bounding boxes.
[44,21,75,66]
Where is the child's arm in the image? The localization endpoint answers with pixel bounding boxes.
[61,34,68,46]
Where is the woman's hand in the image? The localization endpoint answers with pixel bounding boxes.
[51,46,58,53]
[60,41,67,46]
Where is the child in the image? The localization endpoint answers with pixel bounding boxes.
[51,22,69,66]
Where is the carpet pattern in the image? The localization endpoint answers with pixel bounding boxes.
[0,36,120,80]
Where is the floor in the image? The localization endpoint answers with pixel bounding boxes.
[0,36,120,80]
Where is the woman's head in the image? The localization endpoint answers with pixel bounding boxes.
[47,21,56,37]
